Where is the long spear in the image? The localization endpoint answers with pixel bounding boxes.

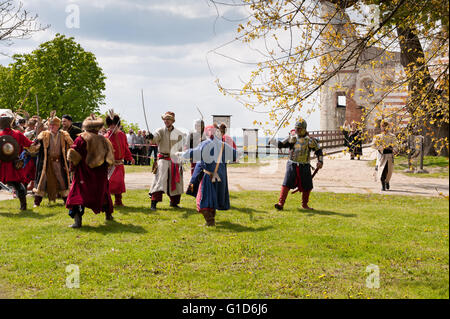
[35,94,39,117]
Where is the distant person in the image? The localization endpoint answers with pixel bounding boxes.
[185,119,206,175]
[348,121,363,160]
[147,131,158,165]
[126,129,137,164]
[62,115,82,141]
[217,122,236,150]
[341,120,351,148]
[372,121,398,191]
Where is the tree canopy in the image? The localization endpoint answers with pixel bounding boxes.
[0,34,106,122]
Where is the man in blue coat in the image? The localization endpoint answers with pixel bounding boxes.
[179,125,239,226]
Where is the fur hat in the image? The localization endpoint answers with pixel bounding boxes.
[106,113,120,126]
[82,114,104,132]
[49,116,61,127]
[161,111,175,122]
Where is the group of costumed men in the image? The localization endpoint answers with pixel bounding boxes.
[0,108,398,228]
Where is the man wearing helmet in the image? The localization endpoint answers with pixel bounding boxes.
[0,111,33,210]
[270,118,323,210]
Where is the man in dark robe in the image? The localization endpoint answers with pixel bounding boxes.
[62,115,82,142]
[66,115,115,228]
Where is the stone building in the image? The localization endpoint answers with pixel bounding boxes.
[319,47,408,131]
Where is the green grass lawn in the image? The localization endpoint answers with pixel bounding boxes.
[0,190,448,299]
[369,155,449,179]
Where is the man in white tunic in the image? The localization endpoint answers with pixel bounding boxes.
[148,111,185,211]
[372,121,399,191]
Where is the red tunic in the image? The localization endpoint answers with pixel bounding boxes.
[104,129,133,195]
[0,128,33,183]
[66,136,113,215]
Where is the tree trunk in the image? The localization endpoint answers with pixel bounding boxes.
[397,25,448,156]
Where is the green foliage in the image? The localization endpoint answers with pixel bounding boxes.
[0,34,106,122]
[0,190,448,298]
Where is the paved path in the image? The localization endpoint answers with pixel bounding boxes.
[1,148,448,201]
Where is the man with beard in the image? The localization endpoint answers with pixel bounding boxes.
[33,114,73,207]
[62,115,82,142]
[148,111,185,211]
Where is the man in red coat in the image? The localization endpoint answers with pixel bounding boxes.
[66,114,115,228]
[104,114,135,207]
[0,112,33,210]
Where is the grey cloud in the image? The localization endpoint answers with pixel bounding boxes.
[24,0,242,46]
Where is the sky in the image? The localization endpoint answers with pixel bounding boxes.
[0,0,321,137]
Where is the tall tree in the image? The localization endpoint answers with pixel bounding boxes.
[209,0,449,154]
[5,34,107,121]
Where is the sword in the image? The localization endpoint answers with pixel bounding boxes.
[0,182,14,193]
[107,165,116,180]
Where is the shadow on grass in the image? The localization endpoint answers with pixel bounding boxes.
[78,220,147,234]
[114,205,156,215]
[229,205,267,215]
[215,220,273,233]
[297,209,357,218]
[0,210,56,219]
[180,207,198,219]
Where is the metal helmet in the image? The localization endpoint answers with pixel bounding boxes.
[295,118,307,130]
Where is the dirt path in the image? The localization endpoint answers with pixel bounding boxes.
[123,147,448,197]
[1,148,448,202]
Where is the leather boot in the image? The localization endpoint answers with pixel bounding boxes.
[170,202,180,208]
[105,211,114,221]
[34,195,43,208]
[275,186,289,210]
[385,182,390,190]
[150,200,157,211]
[69,213,82,228]
[16,183,27,211]
[114,194,124,207]
[19,194,27,211]
[302,190,314,210]
[201,210,215,226]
